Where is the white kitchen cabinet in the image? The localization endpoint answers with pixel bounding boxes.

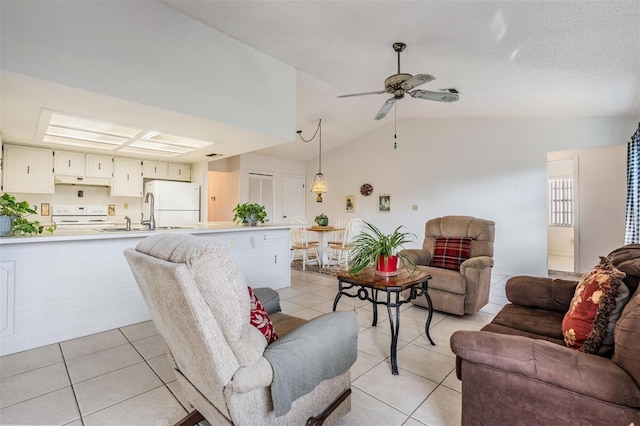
[86,154,113,178]
[261,236,289,286]
[142,160,168,179]
[2,145,54,194]
[54,150,84,176]
[168,163,191,181]
[111,157,143,197]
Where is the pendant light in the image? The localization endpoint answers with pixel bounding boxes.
[297,119,327,202]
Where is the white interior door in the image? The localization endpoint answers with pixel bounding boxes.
[249,173,275,221]
[282,175,305,221]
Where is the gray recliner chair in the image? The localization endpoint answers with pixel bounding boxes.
[124,233,358,425]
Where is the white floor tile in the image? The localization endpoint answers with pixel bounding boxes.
[82,385,187,426]
[0,362,70,408]
[131,334,167,360]
[66,344,143,384]
[73,362,163,416]
[411,384,462,426]
[148,354,177,383]
[119,320,159,342]
[335,387,408,426]
[60,330,128,360]
[0,343,63,380]
[0,386,80,425]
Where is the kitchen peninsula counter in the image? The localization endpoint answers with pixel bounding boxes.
[0,223,294,356]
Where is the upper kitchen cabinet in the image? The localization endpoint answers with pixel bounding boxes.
[2,145,54,194]
[54,150,84,176]
[168,163,191,181]
[111,157,143,197]
[142,160,168,179]
[86,154,113,178]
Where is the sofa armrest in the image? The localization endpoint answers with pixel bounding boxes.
[400,249,432,266]
[459,256,493,277]
[506,276,578,313]
[264,311,358,416]
[450,330,640,407]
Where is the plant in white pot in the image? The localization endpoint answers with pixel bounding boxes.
[348,221,416,276]
[0,193,55,236]
[232,202,268,226]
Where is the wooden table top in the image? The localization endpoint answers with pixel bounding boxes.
[337,267,431,291]
[307,226,344,231]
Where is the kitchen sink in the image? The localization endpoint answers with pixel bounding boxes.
[96,226,192,232]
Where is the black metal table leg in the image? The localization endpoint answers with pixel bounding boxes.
[424,285,435,346]
[386,290,401,375]
[371,289,378,326]
[332,280,343,311]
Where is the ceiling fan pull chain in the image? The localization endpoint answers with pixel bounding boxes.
[393,104,398,150]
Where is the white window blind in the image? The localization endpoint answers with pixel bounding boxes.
[549,178,574,226]
[248,173,274,221]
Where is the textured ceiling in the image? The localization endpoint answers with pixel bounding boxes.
[164,0,640,161]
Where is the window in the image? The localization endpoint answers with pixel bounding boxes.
[549,178,574,226]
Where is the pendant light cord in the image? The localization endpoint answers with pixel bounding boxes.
[297,118,323,172]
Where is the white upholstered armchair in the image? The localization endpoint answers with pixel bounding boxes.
[124,233,357,425]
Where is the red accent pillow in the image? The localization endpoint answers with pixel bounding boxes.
[431,237,472,271]
[562,257,626,353]
[248,286,278,344]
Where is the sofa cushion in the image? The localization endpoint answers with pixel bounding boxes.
[431,237,471,271]
[417,265,467,294]
[489,304,565,342]
[612,291,640,384]
[248,286,278,344]
[561,257,626,354]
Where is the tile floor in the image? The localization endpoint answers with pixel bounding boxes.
[0,269,510,426]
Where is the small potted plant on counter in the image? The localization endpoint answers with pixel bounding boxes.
[0,193,55,236]
[348,221,416,276]
[232,202,268,226]
[314,213,329,227]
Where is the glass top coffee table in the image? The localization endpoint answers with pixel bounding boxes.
[333,267,434,375]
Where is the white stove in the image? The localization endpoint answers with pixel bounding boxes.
[52,205,115,228]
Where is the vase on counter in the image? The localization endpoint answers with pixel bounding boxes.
[0,216,14,236]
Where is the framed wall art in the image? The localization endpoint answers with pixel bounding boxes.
[344,195,355,213]
[378,194,391,213]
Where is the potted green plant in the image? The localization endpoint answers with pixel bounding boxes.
[348,221,416,276]
[232,202,268,226]
[0,193,55,236]
[314,213,329,226]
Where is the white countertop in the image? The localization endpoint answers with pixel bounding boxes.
[0,222,295,245]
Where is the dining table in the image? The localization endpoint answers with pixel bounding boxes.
[307,225,344,267]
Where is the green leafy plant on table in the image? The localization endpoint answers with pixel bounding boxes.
[348,221,416,275]
[314,213,328,226]
[0,193,56,236]
[232,202,268,226]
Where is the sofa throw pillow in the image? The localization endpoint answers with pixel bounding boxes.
[431,237,472,271]
[562,257,626,354]
[248,286,278,344]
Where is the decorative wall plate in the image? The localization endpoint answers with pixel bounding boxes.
[360,183,373,196]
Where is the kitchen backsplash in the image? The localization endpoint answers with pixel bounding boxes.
[10,185,146,226]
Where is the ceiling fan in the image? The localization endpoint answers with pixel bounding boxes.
[338,42,459,120]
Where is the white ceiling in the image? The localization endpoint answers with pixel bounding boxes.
[164,0,640,161]
[2,1,638,164]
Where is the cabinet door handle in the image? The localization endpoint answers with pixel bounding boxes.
[179,169,182,175]
[27,165,30,174]
[154,166,157,173]
[68,160,71,167]
[274,254,277,264]
[98,163,101,170]
[127,173,130,181]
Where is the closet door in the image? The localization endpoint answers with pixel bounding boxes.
[248,173,274,222]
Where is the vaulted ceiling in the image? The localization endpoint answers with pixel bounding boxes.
[164,0,640,161]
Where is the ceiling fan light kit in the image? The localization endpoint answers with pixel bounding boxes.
[338,42,460,120]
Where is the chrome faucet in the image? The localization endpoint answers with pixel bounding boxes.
[141,192,156,230]
[124,216,132,231]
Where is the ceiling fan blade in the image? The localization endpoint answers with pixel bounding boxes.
[337,90,386,98]
[401,74,435,91]
[374,97,396,120]
[410,89,459,103]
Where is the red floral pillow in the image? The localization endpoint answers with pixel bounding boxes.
[248,286,278,344]
[431,237,472,271]
[562,257,626,354]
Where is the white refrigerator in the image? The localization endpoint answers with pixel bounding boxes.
[144,181,200,227]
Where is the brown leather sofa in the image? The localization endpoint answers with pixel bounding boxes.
[451,245,640,426]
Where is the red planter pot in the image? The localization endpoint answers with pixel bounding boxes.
[375,255,398,276]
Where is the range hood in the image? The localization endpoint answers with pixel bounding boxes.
[54,175,112,187]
